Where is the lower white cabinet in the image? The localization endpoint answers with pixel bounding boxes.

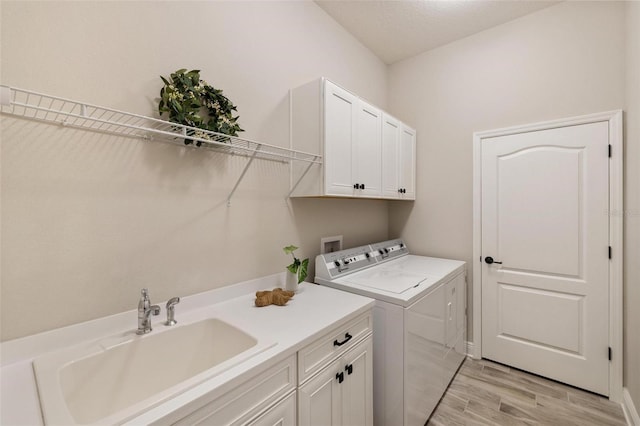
[246,392,296,426]
[166,312,373,426]
[298,336,373,426]
[169,355,296,426]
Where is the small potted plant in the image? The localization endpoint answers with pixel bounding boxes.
[283,245,309,292]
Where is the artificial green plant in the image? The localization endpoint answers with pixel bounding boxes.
[283,245,309,284]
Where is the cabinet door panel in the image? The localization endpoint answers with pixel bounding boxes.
[324,81,357,196]
[298,364,341,426]
[355,100,382,197]
[382,114,401,198]
[342,337,373,426]
[399,126,416,199]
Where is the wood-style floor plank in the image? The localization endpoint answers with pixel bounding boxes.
[426,358,627,426]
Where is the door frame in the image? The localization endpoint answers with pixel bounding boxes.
[471,110,623,401]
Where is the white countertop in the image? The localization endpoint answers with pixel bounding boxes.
[0,273,374,425]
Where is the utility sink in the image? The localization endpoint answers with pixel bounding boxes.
[33,318,274,425]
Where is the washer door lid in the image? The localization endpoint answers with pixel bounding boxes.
[345,269,428,294]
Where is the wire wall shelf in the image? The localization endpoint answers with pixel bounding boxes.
[0,85,322,204]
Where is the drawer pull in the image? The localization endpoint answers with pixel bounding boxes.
[345,364,353,375]
[333,332,353,347]
[336,371,344,383]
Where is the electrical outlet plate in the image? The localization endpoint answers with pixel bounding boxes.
[321,236,343,254]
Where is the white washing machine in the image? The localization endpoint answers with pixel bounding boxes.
[315,239,467,426]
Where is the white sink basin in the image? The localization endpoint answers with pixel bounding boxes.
[34,318,273,425]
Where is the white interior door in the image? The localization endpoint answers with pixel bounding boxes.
[481,121,610,395]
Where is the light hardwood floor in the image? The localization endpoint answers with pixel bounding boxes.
[427,358,627,426]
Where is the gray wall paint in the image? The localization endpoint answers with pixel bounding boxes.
[0,1,390,340]
[388,0,638,401]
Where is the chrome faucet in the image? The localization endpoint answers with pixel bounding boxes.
[165,297,180,326]
[137,288,160,335]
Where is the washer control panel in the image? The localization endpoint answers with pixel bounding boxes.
[320,245,375,278]
[315,239,409,280]
[370,239,408,261]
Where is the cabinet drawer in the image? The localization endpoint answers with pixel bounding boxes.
[172,355,296,426]
[245,391,296,426]
[298,311,372,384]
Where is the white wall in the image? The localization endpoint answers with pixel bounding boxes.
[624,0,640,410]
[0,1,390,341]
[388,0,640,406]
[388,1,626,342]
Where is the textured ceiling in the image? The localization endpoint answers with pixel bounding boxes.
[315,0,560,64]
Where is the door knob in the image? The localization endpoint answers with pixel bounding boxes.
[484,256,502,265]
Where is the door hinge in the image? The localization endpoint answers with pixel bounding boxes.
[608,347,612,361]
[609,246,612,259]
[608,144,612,158]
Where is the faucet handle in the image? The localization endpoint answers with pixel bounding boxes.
[165,297,180,326]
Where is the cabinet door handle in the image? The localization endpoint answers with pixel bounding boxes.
[360,184,365,190]
[345,364,353,375]
[353,183,359,189]
[336,371,344,383]
[333,332,353,347]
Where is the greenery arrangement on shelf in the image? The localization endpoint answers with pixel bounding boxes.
[158,69,243,146]
[283,245,309,284]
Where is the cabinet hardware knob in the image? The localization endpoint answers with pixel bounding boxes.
[345,364,353,375]
[336,371,344,383]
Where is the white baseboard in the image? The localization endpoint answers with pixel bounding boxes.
[466,340,482,359]
[466,341,473,357]
[623,388,640,426]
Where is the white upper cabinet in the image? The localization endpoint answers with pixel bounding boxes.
[324,81,358,196]
[381,113,416,200]
[399,125,416,200]
[354,99,383,197]
[290,78,415,200]
[382,113,401,198]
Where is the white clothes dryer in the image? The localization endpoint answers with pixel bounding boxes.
[315,239,467,426]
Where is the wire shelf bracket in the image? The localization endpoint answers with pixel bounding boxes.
[0,85,322,204]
